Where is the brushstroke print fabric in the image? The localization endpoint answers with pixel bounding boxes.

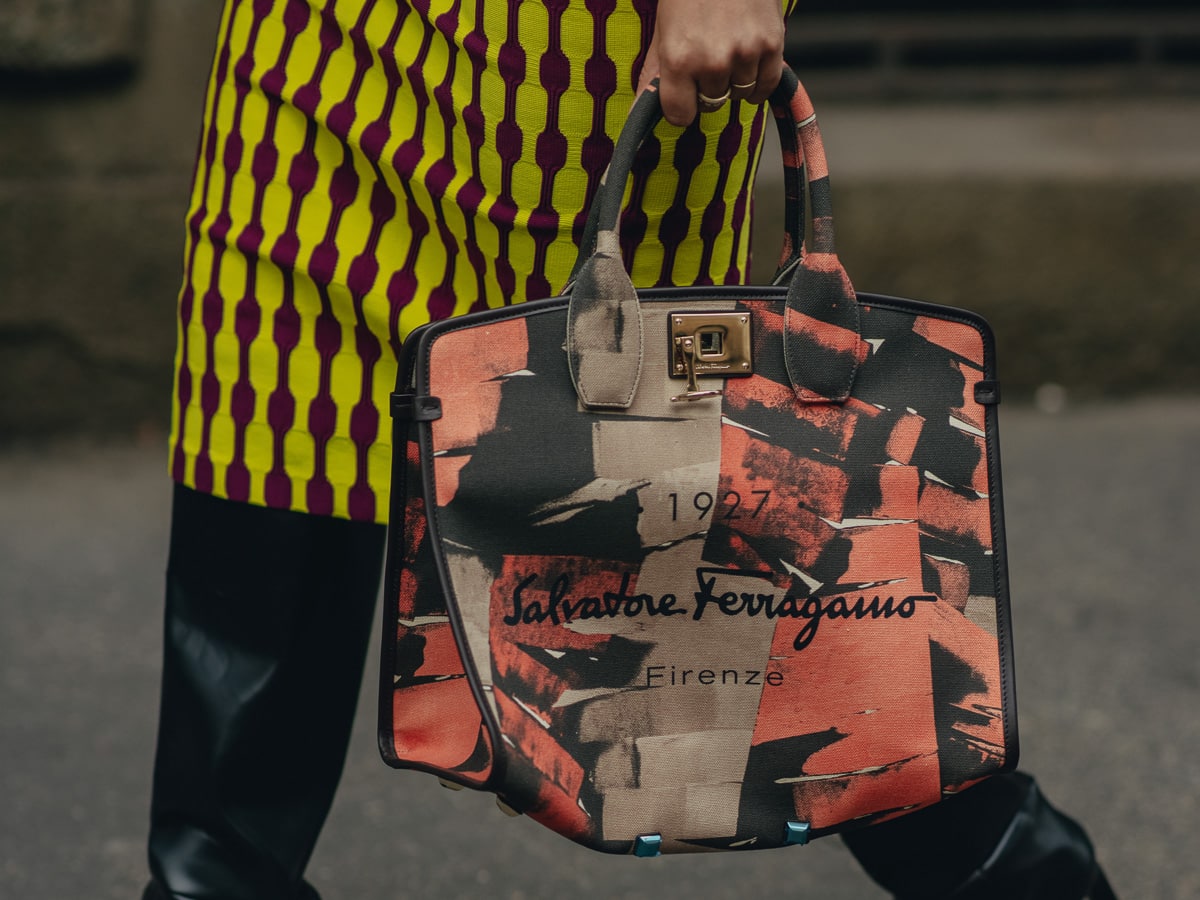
[383,289,1017,853]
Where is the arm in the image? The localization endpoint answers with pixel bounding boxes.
[637,0,788,126]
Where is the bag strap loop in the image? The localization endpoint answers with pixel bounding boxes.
[772,67,863,405]
[566,66,862,409]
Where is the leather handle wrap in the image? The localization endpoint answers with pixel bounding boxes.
[567,67,862,409]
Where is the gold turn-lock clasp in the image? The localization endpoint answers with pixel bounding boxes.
[669,312,753,403]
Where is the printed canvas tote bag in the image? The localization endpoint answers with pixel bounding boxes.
[379,68,1019,856]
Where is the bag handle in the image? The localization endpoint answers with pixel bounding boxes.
[569,83,808,290]
[565,66,862,409]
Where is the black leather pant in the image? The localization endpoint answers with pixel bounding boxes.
[145,486,1112,900]
[146,486,384,899]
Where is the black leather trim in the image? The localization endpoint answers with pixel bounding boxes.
[977,331,1021,774]
[408,339,510,794]
[378,344,502,791]
[390,393,443,421]
[975,380,1002,406]
[377,355,416,771]
[403,287,999,348]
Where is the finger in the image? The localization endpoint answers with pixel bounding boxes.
[730,73,758,102]
[728,45,761,101]
[659,68,699,126]
[696,86,732,117]
[694,64,730,104]
[692,59,730,115]
[749,50,784,105]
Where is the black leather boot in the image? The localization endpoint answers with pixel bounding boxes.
[144,486,386,900]
[843,772,1117,900]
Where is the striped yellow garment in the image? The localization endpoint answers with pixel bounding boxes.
[171,0,793,522]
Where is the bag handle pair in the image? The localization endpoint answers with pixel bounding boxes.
[565,66,863,409]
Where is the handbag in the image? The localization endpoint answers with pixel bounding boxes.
[379,67,1019,856]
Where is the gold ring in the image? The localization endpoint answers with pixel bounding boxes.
[697,88,732,112]
[730,79,758,100]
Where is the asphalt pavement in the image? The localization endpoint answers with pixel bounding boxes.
[2,397,1198,900]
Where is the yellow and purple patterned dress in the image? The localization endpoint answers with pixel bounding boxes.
[170,0,793,523]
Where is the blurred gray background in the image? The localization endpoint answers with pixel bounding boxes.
[1,2,1198,898]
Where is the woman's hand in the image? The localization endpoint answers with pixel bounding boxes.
[637,0,787,126]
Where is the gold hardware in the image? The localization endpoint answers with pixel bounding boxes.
[669,312,753,402]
